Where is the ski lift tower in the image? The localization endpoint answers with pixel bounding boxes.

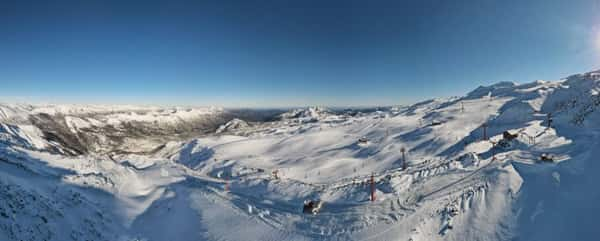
[482,123,488,141]
[370,173,376,202]
[401,147,407,170]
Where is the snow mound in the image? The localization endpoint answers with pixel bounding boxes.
[456,152,480,168]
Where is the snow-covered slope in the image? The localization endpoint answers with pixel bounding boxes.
[0,104,232,155]
[215,118,250,134]
[279,106,348,124]
[2,70,600,240]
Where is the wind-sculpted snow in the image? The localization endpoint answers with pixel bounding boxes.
[2,70,600,240]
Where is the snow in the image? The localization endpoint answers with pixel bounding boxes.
[2,69,600,240]
[215,118,250,134]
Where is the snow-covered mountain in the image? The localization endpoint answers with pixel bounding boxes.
[278,106,336,122]
[2,69,600,240]
[280,106,330,119]
[215,118,250,134]
[0,105,233,155]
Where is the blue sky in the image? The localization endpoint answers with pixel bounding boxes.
[1,0,599,107]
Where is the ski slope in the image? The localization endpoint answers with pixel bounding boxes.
[1,70,600,240]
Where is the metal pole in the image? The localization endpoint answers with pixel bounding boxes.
[370,174,376,202]
[483,123,488,141]
[401,147,407,170]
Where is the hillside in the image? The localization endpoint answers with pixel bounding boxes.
[2,70,600,240]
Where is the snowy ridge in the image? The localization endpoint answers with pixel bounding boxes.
[215,118,250,134]
[0,104,231,155]
[279,106,341,124]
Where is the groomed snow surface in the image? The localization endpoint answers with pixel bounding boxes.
[2,70,600,240]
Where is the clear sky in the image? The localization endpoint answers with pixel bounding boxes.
[1,0,599,107]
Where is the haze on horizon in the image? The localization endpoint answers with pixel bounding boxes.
[1,0,599,107]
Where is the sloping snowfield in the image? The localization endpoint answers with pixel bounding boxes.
[1,70,600,240]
